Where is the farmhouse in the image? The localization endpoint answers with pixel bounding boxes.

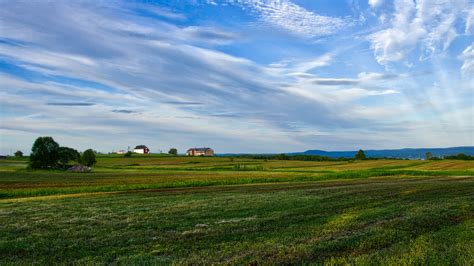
[186,147,214,156]
[133,145,150,154]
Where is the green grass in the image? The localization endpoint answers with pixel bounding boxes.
[1,168,472,199]
[0,157,473,264]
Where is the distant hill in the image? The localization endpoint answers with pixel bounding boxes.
[292,146,474,159]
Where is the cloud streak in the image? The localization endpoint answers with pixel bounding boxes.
[46,102,95,106]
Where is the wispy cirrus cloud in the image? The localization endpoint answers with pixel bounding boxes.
[146,6,187,21]
[370,0,473,65]
[229,0,351,38]
[459,43,474,76]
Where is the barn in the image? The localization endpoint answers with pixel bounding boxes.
[133,145,150,154]
[186,147,214,156]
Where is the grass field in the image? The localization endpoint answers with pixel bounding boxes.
[1,156,473,264]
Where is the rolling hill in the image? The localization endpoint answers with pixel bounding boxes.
[293,146,474,159]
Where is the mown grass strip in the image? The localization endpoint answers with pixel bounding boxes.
[1,168,472,199]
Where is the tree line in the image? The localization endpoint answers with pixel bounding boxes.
[230,150,368,161]
[28,137,96,170]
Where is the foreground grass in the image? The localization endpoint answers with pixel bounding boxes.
[1,176,473,264]
[1,157,473,264]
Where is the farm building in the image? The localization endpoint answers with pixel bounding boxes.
[186,147,214,156]
[133,145,150,154]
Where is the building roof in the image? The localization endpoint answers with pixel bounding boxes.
[187,147,213,152]
[134,145,148,149]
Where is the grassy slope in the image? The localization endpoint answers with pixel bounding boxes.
[0,157,473,264]
[1,177,473,264]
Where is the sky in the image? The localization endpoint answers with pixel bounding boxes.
[0,0,473,154]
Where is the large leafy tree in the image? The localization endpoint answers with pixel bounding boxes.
[80,149,97,167]
[58,147,80,166]
[14,150,23,157]
[29,137,60,169]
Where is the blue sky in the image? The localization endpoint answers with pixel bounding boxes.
[0,0,473,154]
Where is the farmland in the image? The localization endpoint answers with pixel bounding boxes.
[1,156,473,264]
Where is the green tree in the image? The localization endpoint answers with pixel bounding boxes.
[58,147,80,166]
[124,151,132,157]
[80,149,97,167]
[14,150,23,157]
[168,148,178,155]
[425,152,433,160]
[355,149,366,160]
[29,137,60,169]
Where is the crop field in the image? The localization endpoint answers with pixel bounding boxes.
[1,156,473,264]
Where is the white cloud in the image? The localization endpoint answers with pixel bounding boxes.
[465,7,474,34]
[231,0,350,38]
[368,0,384,8]
[357,72,401,80]
[370,0,424,64]
[459,43,474,76]
[370,0,472,65]
[292,53,333,73]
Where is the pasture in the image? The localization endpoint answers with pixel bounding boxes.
[1,156,473,264]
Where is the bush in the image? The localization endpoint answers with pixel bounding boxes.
[81,149,97,167]
[124,151,132,157]
[29,137,60,169]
